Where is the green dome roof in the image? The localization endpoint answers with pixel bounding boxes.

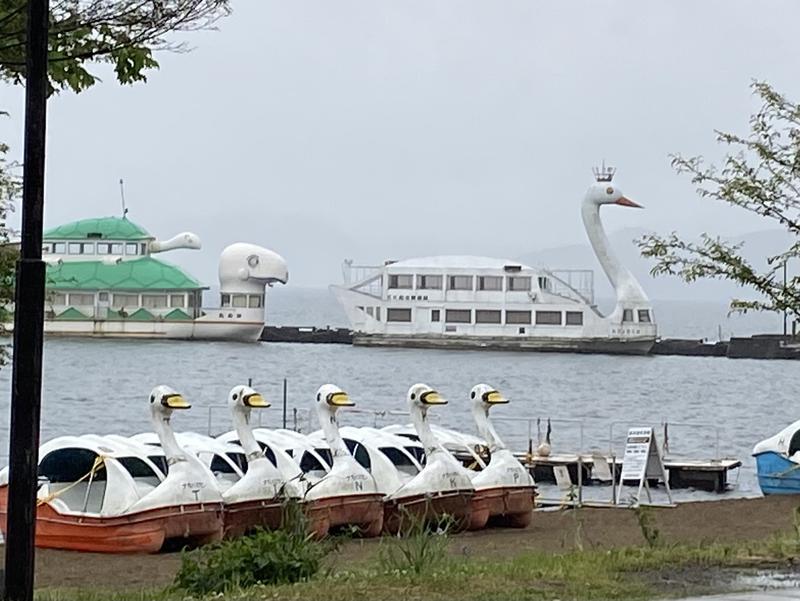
[44,216,152,241]
[46,257,205,291]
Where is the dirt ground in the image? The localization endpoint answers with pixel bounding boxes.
[4,495,798,590]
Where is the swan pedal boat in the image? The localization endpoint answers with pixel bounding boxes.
[0,388,224,553]
[753,419,800,494]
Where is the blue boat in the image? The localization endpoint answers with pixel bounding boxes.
[753,420,800,494]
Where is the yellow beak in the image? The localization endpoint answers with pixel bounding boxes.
[484,390,509,404]
[421,390,447,405]
[163,394,191,409]
[327,391,355,407]
[244,393,270,408]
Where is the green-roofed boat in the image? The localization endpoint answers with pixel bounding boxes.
[39,216,287,341]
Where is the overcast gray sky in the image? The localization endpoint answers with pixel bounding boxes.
[1,0,798,288]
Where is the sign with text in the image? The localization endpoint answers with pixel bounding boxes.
[616,426,672,505]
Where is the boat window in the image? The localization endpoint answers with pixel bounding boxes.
[508,276,532,291]
[379,447,420,476]
[404,446,426,465]
[210,454,238,474]
[248,294,263,308]
[417,274,443,290]
[170,294,185,308]
[316,448,334,466]
[344,439,372,471]
[53,242,66,254]
[622,309,634,322]
[231,439,278,467]
[375,307,381,321]
[387,308,412,322]
[537,276,550,291]
[112,293,139,308]
[48,292,67,305]
[506,310,532,324]
[445,309,471,324]
[789,431,800,456]
[142,294,168,308]
[566,311,584,326]
[42,243,51,254]
[395,433,420,442]
[125,243,139,256]
[431,309,440,322]
[448,275,473,290]
[221,293,231,307]
[39,448,107,483]
[232,294,248,308]
[299,451,328,473]
[388,274,413,289]
[536,311,562,325]
[68,242,94,255]
[97,242,124,255]
[117,456,161,485]
[68,293,95,306]
[148,455,169,475]
[366,307,374,317]
[478,276,503,291]
[475,309,501,324]
[638,309,651,323]
[188,293,197,308]
[226,452,249,474]
[141,243,147,255]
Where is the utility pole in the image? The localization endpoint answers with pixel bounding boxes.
[3,1,50,599]
[783,261,788,337]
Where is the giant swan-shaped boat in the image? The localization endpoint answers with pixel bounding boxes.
[465,384,535,528]
[331,167,657,355]
[0,386,224,553]
[302,385,384,538]
[382,384,475,534]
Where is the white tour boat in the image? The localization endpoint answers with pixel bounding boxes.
[330,167,657,354]
[35,215,287,341]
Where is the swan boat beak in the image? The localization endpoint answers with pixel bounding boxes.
[327,391,355,407]
[420,390,447,405]
[482,390,509,404]
[616,196,643,208]
[244,393,270,408]
[162,393,191,409]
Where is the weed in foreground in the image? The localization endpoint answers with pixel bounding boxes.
[378,504,453,576]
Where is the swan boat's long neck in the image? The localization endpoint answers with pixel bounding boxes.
[472,405,505,451]
[581,198,649,306]
[411,405,443,457]
[152,411,186,464]
[232,406,263,461]
[317,405,350,460]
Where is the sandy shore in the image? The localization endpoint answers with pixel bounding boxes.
[4,495,797,590]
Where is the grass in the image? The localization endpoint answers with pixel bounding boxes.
[34,532,800,601]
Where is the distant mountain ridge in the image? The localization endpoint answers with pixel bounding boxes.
[517,228,792,303]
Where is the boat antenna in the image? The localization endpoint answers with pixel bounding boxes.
[119,178,129,219]
[592,160,616,182]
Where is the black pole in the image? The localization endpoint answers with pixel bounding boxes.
[4,1,50,599]
[783,262,788,337]
[282,378,287,429]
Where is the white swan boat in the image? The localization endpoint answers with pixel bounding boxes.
[0,386,224,553]
[381,384,476,533]
[331,167,656,354]
[35,215,287,341]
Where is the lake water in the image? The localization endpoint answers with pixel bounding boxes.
[0,288,796,502]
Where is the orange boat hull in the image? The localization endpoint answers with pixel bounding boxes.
[383,489,474,534]
[0,485,224,553]
[468,485,535,530]
[305,493,384,539]
[222,498,284,539]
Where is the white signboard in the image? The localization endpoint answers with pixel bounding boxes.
[616,427,672,505]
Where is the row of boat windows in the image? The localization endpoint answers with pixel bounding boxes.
[220,294,264,309]
[48,291,199,309]
[43,241,148,257]
[388,274,547,292]
[385,308,586,326]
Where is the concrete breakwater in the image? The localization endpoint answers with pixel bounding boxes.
[261,327,800,359]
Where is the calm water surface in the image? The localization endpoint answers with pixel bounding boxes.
[0,335,796,501]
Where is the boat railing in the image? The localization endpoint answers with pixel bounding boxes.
[542,269,595,306]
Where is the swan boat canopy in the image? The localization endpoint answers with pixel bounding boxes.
[330,168,656,355]
[753,420,800,495]
[0,386,225,553]
[35,215,287,341]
